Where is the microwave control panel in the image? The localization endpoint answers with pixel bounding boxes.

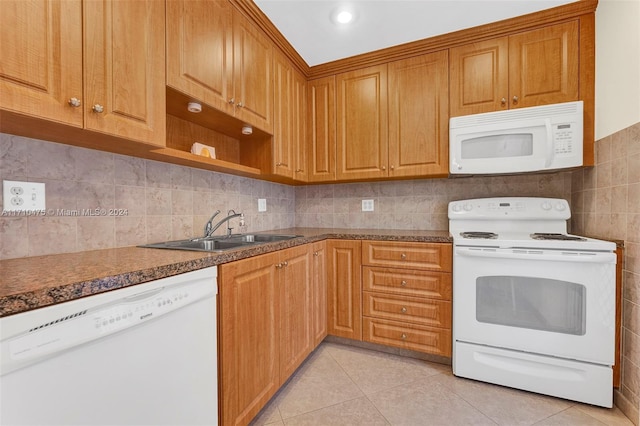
[554,123,575,155]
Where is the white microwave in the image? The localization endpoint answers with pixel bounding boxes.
[449,101,583,175]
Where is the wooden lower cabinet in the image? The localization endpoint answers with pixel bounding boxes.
[326,240,362,340]
[361,241,452,357]
[311,241,328,346]
[219,244,314,426]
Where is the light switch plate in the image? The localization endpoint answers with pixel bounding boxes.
[3,180,46,212]
[362,199,374,212]
[258,198,267,212]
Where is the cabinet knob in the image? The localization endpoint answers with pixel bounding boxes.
[68,97,81,107]
[400,280,407,287]
[390,165,394,171]
[400,307,407,313]
[237,102,244,108]
[500,97,507,106]
[228,98,235,105]
[313,251,319,257]
[92,104,104,113]
[295,169,304,173]
[512,96,519,105]
[381,166,386,171]
[276,162,282,167]
[401,333,407,340]
[282,260,288,267]
[400,253,406,260]
[275,263,283,269]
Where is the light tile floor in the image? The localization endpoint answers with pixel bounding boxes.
[250,342,634,426]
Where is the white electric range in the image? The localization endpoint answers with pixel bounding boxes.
[448,197,616,407]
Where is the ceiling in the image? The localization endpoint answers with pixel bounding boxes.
[253,0,578,67]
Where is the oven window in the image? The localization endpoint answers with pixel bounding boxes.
[461,134,533,159]
[476,276,586,335]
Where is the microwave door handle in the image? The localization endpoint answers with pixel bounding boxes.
[544,118,554,167]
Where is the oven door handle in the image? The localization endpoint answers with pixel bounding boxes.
[455,247,616,263]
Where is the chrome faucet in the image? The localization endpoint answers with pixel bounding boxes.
[203,210,221,237]
[207,209,245,237]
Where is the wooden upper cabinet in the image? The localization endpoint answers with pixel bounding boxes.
[450,20,579,117]
[336,65,388,180]
[292,70,308,182]
[509,21,579,109]
[449,37,509,116]
[388,51,449,177]
[307,76,337,182]
[84,0,165,146]
[0,0,83,127]
[166,0,233,115]
[233,9,272,132]
[272,51,294,178]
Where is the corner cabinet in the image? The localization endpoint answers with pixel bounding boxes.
[307,76,337,182]
[449,20,579,117]
[166,1,272,133]
[0,0,166,146]
[327,240,362,340]
[272,51,307,181]
[219,244,313,426]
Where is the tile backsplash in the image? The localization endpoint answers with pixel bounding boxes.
[0,133,295,259]
[571,122,640,425]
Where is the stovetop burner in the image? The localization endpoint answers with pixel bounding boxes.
[460,232,498,239]
[530,233,587,241]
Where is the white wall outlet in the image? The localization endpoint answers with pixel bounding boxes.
[3,180,46,212]
[258,198,267,212]
[362,199,374,212]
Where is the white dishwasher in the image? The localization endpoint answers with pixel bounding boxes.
[0,266,218,426]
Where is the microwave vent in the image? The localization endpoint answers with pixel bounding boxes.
[451,101,583,128]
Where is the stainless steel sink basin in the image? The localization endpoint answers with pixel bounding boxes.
[139,234,301,252]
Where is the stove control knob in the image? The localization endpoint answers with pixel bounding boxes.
[451,204,462,212]
[463,203,473,212]
[555,202,566,211]
[541,201,552,211]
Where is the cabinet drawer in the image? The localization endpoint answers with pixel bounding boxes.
[362,241,452,271]
[363,317,451,356]
[363,292,451,328]
[363,266,451,300]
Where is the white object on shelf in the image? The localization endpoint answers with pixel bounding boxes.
[191,142,216,159]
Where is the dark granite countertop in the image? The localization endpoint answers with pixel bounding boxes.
[0,228,452,317]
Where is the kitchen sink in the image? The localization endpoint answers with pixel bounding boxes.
[139,234,302,252]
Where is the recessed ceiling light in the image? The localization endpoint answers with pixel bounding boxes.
[336,10,353,24]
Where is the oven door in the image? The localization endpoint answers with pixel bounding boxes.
[453,246,616,365]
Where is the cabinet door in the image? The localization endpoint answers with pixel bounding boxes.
[166,0,233,115]
[84,0,165,146]
[388,51,449,177]
[272,51,294,178]
[311,241,328,346]
[292,70,308,182]
[509,21,579,109]
[219,252,280,426]
[307,76,336,182]
[0,0,83,126]
[279,245,312,382]
[327,240,362,340]
[449,37,509,117]
[233,9,272,132]
[336,65,388,180]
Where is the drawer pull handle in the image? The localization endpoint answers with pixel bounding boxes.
[401,333,407,340]
[400,280,407,287]
[400,307,407,313]
[400,253,406,260]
